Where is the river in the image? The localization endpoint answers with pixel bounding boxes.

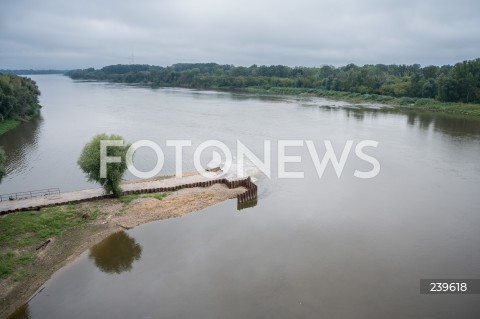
[2,75,480,318]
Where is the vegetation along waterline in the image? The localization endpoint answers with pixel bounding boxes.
[67,58,480,116]
[0,74,42,135]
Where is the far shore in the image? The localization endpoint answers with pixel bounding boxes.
[231,86,480,117]
[0,174,246,319]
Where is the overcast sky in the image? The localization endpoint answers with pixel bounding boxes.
[1,0,479,69]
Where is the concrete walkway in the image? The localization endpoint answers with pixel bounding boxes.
[0,172,228,214]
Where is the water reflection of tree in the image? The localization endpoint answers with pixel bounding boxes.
[346,108,365,121]
[88,231,142,274]
[6,303,30,319]
[343,107,480,138]
[0,115,42,174]
[404,111,480,137]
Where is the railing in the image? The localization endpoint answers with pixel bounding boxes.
[0,188,61,202]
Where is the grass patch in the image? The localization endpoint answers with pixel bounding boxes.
[0,252,33,281]
[0,253,15,277]
[120,192,168,204]
[0,119,20,135]
[0,205,98,280]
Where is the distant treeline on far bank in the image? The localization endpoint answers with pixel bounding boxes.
[0,69,68,75]
[67,58,480,106]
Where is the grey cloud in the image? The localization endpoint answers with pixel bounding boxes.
[0,0,479,69]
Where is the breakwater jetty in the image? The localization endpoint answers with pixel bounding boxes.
[0,174,257,214]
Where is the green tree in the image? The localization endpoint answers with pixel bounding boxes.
[421,79,436,98]
[77,134,130,197]
[436,75,459,102]
[0,74,41,122]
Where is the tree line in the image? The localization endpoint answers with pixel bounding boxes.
[0,69,68,75]
[0,74,41,123]
[67,58,480,104]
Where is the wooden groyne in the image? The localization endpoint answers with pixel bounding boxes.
[123,176,257,210]
[0,176,257,215]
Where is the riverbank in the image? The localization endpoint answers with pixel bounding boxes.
[67,59,480,117]
[75,79,480,117]
[70,78,480,117]
[0,178,246,319]
[239,86,480,116]
[0,119,20,136]
[0,113,40,136]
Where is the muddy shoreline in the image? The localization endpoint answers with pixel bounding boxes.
[0,182,245,319]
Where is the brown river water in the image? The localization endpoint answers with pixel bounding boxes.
[2,75,480,318]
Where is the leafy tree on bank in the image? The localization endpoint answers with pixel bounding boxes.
[77,134,130,197]
[0,74,41,123]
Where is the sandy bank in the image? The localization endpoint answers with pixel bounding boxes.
[0,181,245,319]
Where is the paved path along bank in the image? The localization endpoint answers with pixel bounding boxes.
[0,172,258,214]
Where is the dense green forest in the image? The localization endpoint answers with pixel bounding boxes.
[0,74,41,134]
[68,58,480,105]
